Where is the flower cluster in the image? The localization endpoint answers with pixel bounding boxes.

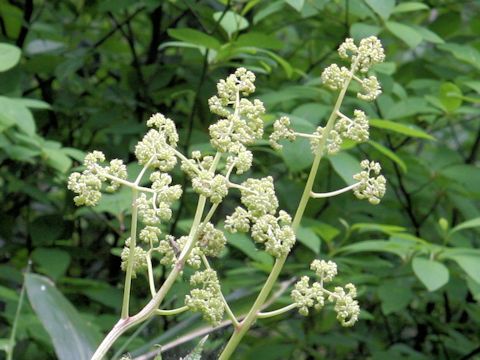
[310,126,343,155]
[185,269,225,326]
[120,238,147,278]
[269,116,296,150]
[335,110,369,143]
[68,151,127,206]
[208,68,264,155]
[156,222,227,269]
[225,177,295,258]
[353,160,387,205]
[291,259,360,327]
[338,36,385,73]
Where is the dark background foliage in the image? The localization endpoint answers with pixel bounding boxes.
[0,0,479,359]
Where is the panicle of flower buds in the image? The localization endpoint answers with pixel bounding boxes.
[224,206,251,233]
[335,110,370,143]
[357,76,382,101]
[239,176,278,217]
[338,36,385,73]
[67,150,128,207]
[139,226,161,244]
[353,160,387,205]
[291,259,360,326]
[310,127,343,155]
[191,171,228,204]
[251,213,296,257]
[321,64,351,90]
[146,113,179,146]
[197,222,227,257]
[135,129,177,171]
[120,238,147,278]
[269,116,296,150]
[185,269,225,326]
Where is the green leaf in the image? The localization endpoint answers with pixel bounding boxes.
[393,2,429,13]
[447,255,480,283]
[412,257,449,291]
[385,97,436,119]
[0,338,9,352]
[365,0,395,19]
[328,152,360,186]
[0,43,21,72]
[350,23,381,41]
[438,43,480,70]
[226,232,273,267]
[339,239,412,258]
[32,248,71,280]
[450,217,480,235]
[235,32,283,50]
[43,147,72,173]
[285,0,305,12]
[25,273,98,360]
[213,11,249,39]
[378,281,413,314]
[184,335,208,360]
[385,21,423,48]
[414,26,444,44]
[296,226,321,254]
[281,116,314,172]
[167,28,220,50]
[369,119,435,140]
[12,98,52,109]
[439,82,462,112]
[0,96,36,135]
[368,140,407,172]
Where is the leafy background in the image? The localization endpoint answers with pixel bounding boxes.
[1,0,479,359]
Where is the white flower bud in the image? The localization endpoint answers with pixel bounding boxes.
[269,116,296,150]
[353,160,387,204]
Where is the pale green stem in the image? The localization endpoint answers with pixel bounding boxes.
[6,264,28,360]
[103,173,155,193]
[218,61,358,360]
[310,182,360,198]
[294,131,320,139]
[201,254,240,328]
[172,148,202,175]
[155,306,189,316]
[146,250,156,298]
[91,152,222,360]
[121,188,139,319]
[257,303,297,319]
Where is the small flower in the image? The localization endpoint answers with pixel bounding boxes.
[335,110,369,142]
[353,160,387,205]
[357,76,382,101]
[338,38,358,59]
[321,64,351,90]
[329,284,360,327]
[356,36,385,73]
[250,214,296,258]
[146,113,179,146]
[310,259,337,282]
[139,226,161,244]
[291,276,325,316]
[225,207,251,233]
[310,127,343,155]
[226,147,253,174]
[120,238,147,278]
[191,171,228,203]
[240,176,278,217]
[105,159,127,192]
[269,116,296,150]
[134,129,177,171]
[185,269,225,326]
[197,223,227,257]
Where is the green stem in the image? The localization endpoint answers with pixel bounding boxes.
[121,188,139,319]
[218,64,357,360]
[155,305,189,316]
[6,264,29,360]
[257,303,297,319]
[91,153,222,360]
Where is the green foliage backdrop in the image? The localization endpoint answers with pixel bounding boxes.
[0,0,479,359]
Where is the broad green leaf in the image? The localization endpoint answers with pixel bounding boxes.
[439,82,462,112]
[328,152,361,185]
[235,32,283,50]
[350,23,381,41]
[25,273,98,360]
[368,140,407,172]
[369,119,435,140]
[438,43,480,70]
[447,255,480,283]
[281,116,314,172]
[385,97,436,119]
[378,281,413,314]
[32,248,71,280]
[167,28,220,50]
[213,11,249,39]
[296,226,321,254]
[285,0,304,12]
[93,188,132,215]
[0,43,21,72]
[466,276,480,302]
[351,223,406,234]
[450,217,480,235]
[339,240,411,258]
[0,96,36,135]
[412,257,449,291]
[42,148,72,173]
[393,2,429,13]
[414,26,444,44]
[0,338,9,352]
[12,98,51,109]
[226,232,273,267]
[386,21,423,48]
[365,0,395,19]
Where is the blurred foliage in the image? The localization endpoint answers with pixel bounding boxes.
[0,0,480,359]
